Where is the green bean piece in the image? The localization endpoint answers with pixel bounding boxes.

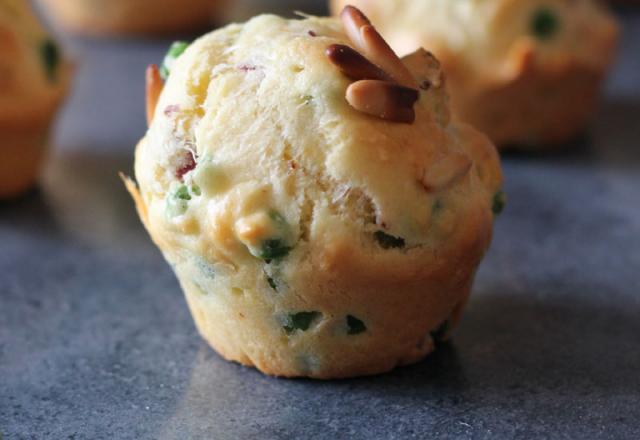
[266,275,277,291]
[40,39,59,82]
[374,231,405,249]
[530,8,560,40]
[347,315,366,335]
[492,190,506,216]
[160,41,190,80]
[283,311,321,334]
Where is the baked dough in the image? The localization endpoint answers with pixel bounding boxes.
[127,11,503,378]
[38,0,227,36]
[331,0,619,148]
[0,0,71,199]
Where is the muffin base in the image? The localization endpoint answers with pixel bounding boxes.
[182,280,471,379]
[125,170,493,379]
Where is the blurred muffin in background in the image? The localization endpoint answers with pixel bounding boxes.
[0,0,71,199]
[331,0,619,149]
[38,0,228,36]
[221,0,327,21]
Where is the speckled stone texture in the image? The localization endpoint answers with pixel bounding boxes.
[1,7,640,440]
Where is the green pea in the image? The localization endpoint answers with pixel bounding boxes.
[283,311,321,334]
[374,231,405,249]
[346,315,366,335]
[530,8,560,40]
[492,190,506,216]
[175,185,191,200]
[266,275,277,291]
[241,210,294,261]
[166,184,191,217]
[160,41,190,80]
[259,239,291,261]
[40,39,59,82]
[255,211,293,261]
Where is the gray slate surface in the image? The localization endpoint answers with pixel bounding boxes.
[1,8,640,440]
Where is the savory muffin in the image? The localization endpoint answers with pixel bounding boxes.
[331,0,619,148]
[0,0,71,199]
[38,0,227,36]
[126,7,503,378]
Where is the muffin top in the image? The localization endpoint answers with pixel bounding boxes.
[335,0,618,76]
[134,14,502,276]
[0,0,70,123]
